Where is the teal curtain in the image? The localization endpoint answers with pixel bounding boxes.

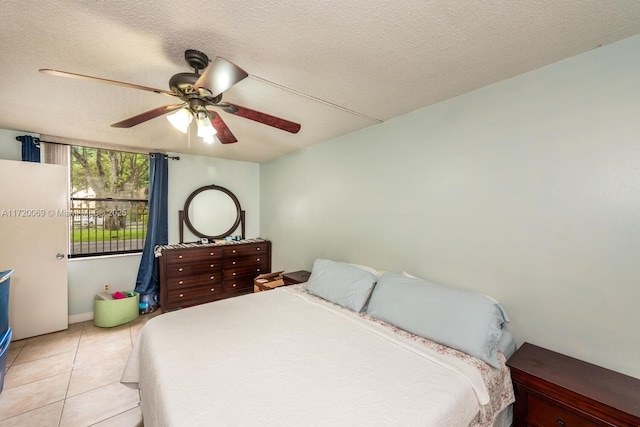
[18,135,40,162]
[134,153,168,313]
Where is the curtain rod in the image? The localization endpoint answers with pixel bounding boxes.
[15,136,40,142]
[16,135,179,159]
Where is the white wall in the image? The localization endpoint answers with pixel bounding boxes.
[260,34,640,379]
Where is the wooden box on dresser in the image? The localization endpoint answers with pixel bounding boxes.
[507,342,640,427]
[158,239,271,311]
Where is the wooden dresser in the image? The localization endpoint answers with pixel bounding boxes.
[507,342,640,427]
[158,239,271,311]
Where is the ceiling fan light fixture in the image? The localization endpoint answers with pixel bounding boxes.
[167,108,193,133]
[203,134,215,144]
[196,111,217,138]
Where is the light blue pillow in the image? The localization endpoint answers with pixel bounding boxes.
[305,259,378,312]
[366,272,508,368]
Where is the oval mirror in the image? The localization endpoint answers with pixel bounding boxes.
[183,185,242,239]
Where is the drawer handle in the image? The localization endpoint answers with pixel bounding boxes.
[210,276,215,280]
[178,268,183,272]
[178,280,183,285]
[210,252,214,256]
[256,247,260,251]
[257,268,261,272]
[232,284,236,288]
[232,261,236,265]
[179,293,184,298]
[210,264,214,268]
[256,258,260,261]
[232,272,236,276]
[210,288,215,292]
[556,418,565,426]
[178,255,183,259]
[233,250,236,254]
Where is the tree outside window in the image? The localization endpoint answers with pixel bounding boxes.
[69,146,149,257]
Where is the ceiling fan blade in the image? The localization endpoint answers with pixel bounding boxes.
[219,103,301,134]
[39,69,176,96]
[209,112,238,144]
[111,104,184,128]
[193,57,248,97]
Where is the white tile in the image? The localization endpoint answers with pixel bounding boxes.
[91,406,143,427]
[0,372,70,421]
[59,382,140,427]
[13,334,79,365]
[3,351,75,390]
[0,400,64,427]
[67,359,128,397]
[74,337,132,368]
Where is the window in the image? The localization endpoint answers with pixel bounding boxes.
[69,146,149,257]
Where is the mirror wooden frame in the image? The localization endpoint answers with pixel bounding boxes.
[178,184,245,243]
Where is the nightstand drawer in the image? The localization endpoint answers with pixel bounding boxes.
[528,393,599,427]
[507,343,640,427]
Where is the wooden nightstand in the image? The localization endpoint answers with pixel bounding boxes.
[506,342,640,426]
[282,270,311,286]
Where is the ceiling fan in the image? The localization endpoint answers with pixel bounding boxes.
[39,49,301,144]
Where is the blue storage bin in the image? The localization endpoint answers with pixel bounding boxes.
[0,270,13,335]
[0,327,12,394]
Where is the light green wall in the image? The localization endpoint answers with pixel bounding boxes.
[0,135,260,318]
[68,254,142,320]
[166,152,261,243]
[67,152,260,316]
[260,34,640,379]
[0,129,39,161]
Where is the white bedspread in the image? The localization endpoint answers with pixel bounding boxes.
[122,286,510,427]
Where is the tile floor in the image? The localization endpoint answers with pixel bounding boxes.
[0,312,160,426]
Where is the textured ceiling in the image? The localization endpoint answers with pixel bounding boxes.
[1,1,639,162]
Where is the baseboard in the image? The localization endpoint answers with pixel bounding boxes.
[69,312,93,324]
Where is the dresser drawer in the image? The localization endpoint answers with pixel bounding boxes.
[164,247,223,264]
[222,242,269,258]
[164,260,222,278]
[528,393,599,427]
[164,273,221,290]
[223,280,253,294]
[159,240,271,311]
[223,265,267,282]
[225,255,269,270]
[167,284,220,304]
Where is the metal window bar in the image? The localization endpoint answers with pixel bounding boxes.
[69,198,148,258]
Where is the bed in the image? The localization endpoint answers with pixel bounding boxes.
[122,260,515,426]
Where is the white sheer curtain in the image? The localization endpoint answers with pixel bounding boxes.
[41,140,70,219]
[42,141,69,166]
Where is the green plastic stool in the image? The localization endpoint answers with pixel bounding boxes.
[94,292,139,327]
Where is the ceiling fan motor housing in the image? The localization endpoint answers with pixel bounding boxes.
[184,49,209,71]
[169,50,211,93]
[169,72,199,93]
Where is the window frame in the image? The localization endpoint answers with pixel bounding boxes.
[68,146,149,258]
